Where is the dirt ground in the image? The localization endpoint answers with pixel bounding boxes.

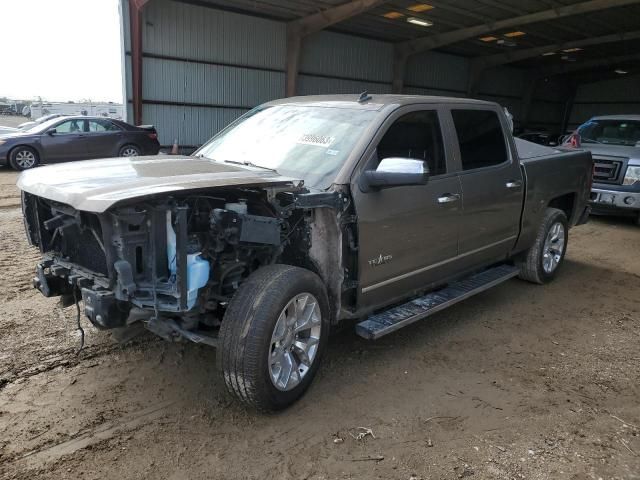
[0,167,638,480]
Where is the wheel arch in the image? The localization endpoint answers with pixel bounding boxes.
[119,143,141,155]
[548,192,576,225]
[9,143,42,160]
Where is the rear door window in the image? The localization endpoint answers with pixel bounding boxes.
[451,109,508,171]
[88,120,121,132]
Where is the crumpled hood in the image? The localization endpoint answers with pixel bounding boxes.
[17,155,301,212]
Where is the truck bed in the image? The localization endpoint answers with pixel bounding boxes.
[515,139,592,253]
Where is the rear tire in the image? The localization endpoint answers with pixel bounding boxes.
[218,265,330,412]
[119,144,141,157]
[9,146,39,170]
[518,208,568,284]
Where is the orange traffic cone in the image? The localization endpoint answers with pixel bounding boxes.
[171,139,179,155]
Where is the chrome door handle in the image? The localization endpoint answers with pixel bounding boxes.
[506,180,522,189]
[437,193,460,204]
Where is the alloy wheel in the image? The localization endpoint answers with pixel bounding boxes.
[268,293,322,391]
[542,221,565,274]
[121,147,139,157]
[15,150,36,169]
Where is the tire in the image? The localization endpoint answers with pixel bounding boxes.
[119,144,141,157]
[518,208,569,284]
[218,264,330,411]
[9,146,39,171]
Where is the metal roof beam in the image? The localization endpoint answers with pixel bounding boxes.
[474,30,640,70]
[289,0,390,36]
[478,0,590,38]
[400,0,640,57]
[393,0,640,93]
[467,29,640,95]
[286,0,390,96]
[538,52,640,77]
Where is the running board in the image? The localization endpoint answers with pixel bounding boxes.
[355,264,520,340]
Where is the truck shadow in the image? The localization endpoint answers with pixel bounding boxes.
[589,213,639,229]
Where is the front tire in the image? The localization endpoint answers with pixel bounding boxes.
[518,208,568,284]
[218,265,330,411]
[9,146,39,170]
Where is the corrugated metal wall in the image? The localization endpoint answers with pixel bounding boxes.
[132,0,286,146]
[123,0,565,147]
[569,74,640,129]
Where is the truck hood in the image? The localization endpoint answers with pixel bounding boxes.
[581,144,640,164]
[17,155,302,212]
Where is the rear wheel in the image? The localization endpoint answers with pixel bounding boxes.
[518,208,568,284]
[218,265,330,411]
[119,144,141,157]
[9,146,39,170]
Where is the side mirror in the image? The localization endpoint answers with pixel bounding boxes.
[46,128,57,135]
[360,158,429,192]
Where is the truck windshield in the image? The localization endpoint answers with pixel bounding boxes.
[195,105,377,189]
[578,119,640,146]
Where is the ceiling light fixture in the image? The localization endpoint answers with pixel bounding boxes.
[615,69,628,74]
[504,31,526,37]
[407,17,433,27]
[382,11,404,19]
[479,36,498,42]
[562,47,583,53]
[407,3,434,12]
[542,51,556,56]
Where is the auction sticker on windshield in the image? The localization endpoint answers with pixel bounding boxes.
[297,134,335,147]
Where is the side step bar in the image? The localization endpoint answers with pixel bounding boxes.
[355,264,520,340]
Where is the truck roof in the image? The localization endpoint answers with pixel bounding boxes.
[266,94,499,110]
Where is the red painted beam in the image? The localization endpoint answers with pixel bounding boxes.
[129,0,150,125]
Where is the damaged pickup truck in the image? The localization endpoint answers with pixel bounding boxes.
[18,95,593,411]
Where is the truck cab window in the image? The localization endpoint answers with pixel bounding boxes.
[377,110,446,176]
[452,109,507,170]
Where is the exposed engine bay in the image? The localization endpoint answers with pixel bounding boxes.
[22,187,356,346]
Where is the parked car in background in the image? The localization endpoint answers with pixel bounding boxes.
[564,115,640,225]
[18,113,68,130]
[517,131,560,146]
[0,116,160,170]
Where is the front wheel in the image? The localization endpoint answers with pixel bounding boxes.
[518,208,568,284]
[9,146,39,170]
[218,265,330,411]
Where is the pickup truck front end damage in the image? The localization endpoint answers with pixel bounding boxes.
[22,186,350,346]
[17,95,593,411]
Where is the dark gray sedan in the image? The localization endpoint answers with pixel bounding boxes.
[0,116,160,170]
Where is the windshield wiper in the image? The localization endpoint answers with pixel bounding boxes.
[222,159,278,172]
